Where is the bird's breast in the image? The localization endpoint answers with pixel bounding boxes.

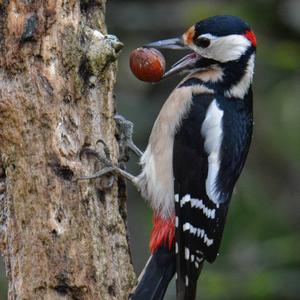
[136,83,214,218]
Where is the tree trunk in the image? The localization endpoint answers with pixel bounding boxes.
[0,1,135,299]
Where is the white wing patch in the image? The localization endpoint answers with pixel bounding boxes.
[201,100,224,205]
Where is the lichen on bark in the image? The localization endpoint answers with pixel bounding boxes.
[0,1,135,299]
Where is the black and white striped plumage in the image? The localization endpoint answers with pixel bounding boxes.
[132,15,256,300]
[173,84,253,298]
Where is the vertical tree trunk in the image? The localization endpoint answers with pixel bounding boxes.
[0,1,135,299]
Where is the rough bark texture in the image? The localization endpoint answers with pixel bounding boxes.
[0,0,135,299]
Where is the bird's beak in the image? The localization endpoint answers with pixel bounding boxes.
[143,36,201,79]
[163,52,201,79]
[143,37,186,50]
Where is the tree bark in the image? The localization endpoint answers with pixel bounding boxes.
[0,1,135,299]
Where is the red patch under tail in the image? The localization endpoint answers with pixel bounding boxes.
[150,214,175,254]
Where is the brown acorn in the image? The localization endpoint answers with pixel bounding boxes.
[129,48,166,82]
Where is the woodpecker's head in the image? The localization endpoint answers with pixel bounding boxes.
[144,15,256,79]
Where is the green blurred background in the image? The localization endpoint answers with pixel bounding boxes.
[1,0,300,298]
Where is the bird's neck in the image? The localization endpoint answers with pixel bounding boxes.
[222,51,255,99]
[191,50,255,99]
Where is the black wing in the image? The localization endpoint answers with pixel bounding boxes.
[173,91,253,299]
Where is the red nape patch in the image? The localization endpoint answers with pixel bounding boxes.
[244,30,257,47]
[149,214,175,253]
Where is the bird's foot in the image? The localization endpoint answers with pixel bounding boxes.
[114,114,143,162]
[75,140,138,188]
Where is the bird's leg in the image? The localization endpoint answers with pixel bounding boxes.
[77,164,137,186]
[76,141,139,190]
[75,114,142,189]
[114,114,143,162]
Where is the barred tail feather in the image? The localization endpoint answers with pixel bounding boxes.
[176,261,203,300]
[175,194,204,300]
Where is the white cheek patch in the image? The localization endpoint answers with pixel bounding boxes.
[191,33,251,62]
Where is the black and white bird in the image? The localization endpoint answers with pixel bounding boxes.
[81,14,256,300]
[130,15,256,300]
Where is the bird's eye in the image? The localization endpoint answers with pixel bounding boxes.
[195,37,211,48]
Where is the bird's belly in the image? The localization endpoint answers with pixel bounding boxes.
[136,133,175,219]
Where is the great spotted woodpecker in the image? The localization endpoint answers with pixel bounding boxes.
[131,15,256,300]
[78,14,256,300]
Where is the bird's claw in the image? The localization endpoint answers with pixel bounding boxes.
[114,114,143,161]
[76,142,116,188]
[75,114,142,187]
[79,143,112,168]
[76,141,138,188]
[96,139,111,159]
